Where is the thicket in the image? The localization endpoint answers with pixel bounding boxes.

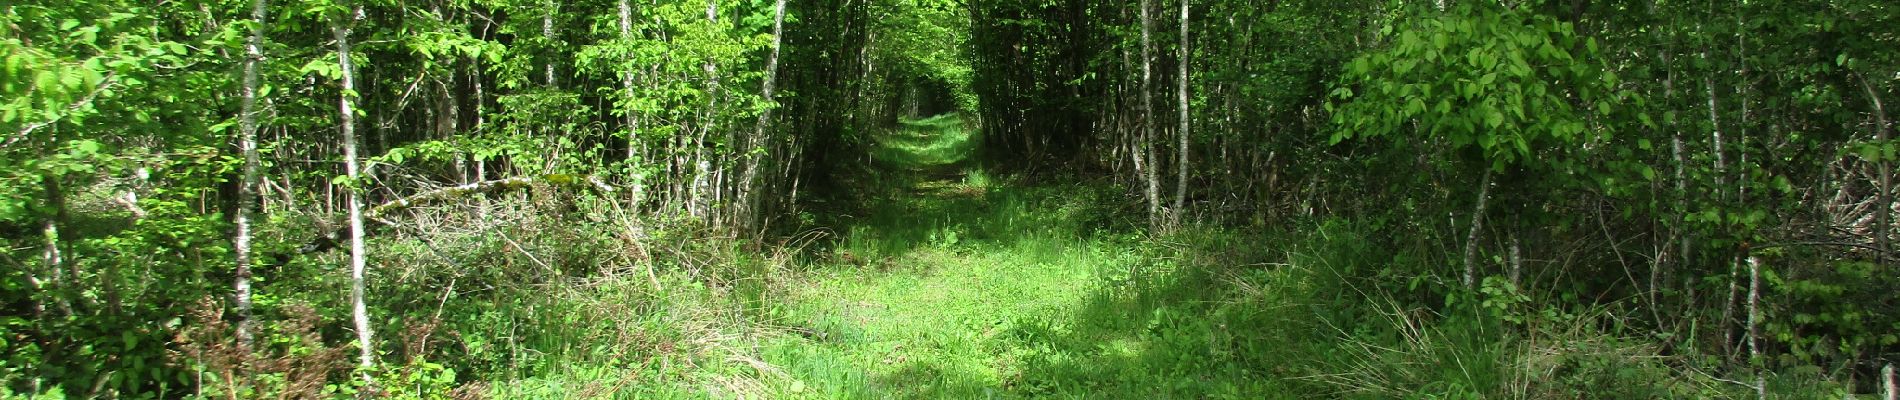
[968,0,1898,396]
[2,0,1898,397]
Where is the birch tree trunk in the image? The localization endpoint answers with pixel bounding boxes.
[1709,70,1742,359]
[333,6,376,377]
[1139,0,1161,228]
[1859,75,1891,267]
[689,0,720,220]
[739,0,786,233]
[1463,169,1492,289]
[543,0,557,87]
[233,0,268,350]
[1746,256,1764,400]
[618,0,645,216]
[42,176,71,317]
[1883,363,1896,400]
[1172,0,1189,229]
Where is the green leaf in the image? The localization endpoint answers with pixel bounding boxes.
[60,19,80,30]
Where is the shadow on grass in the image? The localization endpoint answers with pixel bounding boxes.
[980,230,1342,399]
[783,112,1337,398]
[809,193,1339,398]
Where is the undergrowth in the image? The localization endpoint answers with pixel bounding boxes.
[110,112,1854,398]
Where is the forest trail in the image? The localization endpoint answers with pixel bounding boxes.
[761,185,1109,397]
[764,113,1087,397]
[753,114,1288,398]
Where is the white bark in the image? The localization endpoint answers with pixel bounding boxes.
[1508,232,1522,288]
[689,0,721,220]
[234,0,268,349]
[42,211,70,317]
[542,0,556,87]
[1172,0,1189,228]
[1746,256,1763,400]
[1859,75,1891,265]
[618,0,645,215]
[739,0,786,231]
[1883,363,1896,400]
[1702,39,1741,354]
[1139,0,1160,227]
[1463,169,1492,289]
[333,7,375,377]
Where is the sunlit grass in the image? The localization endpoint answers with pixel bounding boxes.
[872,113,981,169]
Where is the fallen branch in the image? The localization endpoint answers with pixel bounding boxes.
[296,174,615,254]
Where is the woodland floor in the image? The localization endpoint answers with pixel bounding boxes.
[751,114,1300,398]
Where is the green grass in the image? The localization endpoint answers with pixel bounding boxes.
[756,115,1319,398]
[477,113,1784,399]
[871,113,981,171]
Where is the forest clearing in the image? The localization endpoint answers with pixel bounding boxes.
[3,0,1898,398]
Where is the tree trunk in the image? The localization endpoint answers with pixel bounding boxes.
[41,176,72,317]
[233,0,268,350]
[1745,256,1764,400]
[1508,231,1522,288]
[740,0,786,234]
[1172,0,1190,228]
[1859,74,1891,267]
[333,7,376,378]
[618,0,645,217]
[689,0,721,221]
[1463,168,1492,289]
[1883,363,1896,400]
[542,0,557,87]
[1660,39,1689,326]
[1139,0,1160,228]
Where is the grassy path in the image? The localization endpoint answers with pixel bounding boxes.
[763,204,1118,397]
[755,114,1298,398]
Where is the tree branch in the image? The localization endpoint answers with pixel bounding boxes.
[296,174,614,254]
[5,71,119,148]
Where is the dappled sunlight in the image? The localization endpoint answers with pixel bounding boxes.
[872,113,983,171]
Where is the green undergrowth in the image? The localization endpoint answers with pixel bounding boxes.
[738,177,1791,398]
[324,178,1800,399]
[424,113,1808,399]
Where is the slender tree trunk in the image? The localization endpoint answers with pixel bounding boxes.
[41,176,71,317]
[1660,39,1689,325]
[1859,75,1891,267]
[1139,0,1161,228]
[740,0,786,234]
[1709,69,1742,358]
[1745,256,1763,400]
[543,0,556,87]
[333,7,375,377]
[1463,168,1492,289]
[619,0,645,216]
[689,0,720,220]
[1172,0,1190,228]
[233,0,268,350]
[1883,363,1897,400]
[1508,231,1523,288]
